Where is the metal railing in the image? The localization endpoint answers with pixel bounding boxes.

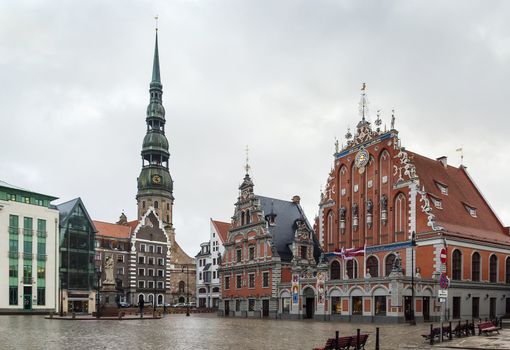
[23,229,33,236]
[23,252,33,259]
[8,251,19,258]
[8,227,19,235]
[37,254,47,261]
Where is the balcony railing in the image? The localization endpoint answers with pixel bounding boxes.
[23,229,33,236]
[36,231,47,238]
[8,227,19,235]
[37,254,47,261]
[23,252,33,260]
[8,251,19,259]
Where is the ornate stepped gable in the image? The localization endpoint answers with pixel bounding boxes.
[318,85,509,252]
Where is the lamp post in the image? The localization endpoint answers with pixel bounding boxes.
[95,267,102,319]
[153,273,158,318]
[182,265,190,317]
[410,231,416,326]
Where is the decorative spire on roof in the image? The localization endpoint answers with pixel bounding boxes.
[390,109,395,130]
[244,145,251,175]
[151,28,161,86]
[358,83,369,123]
[239,146,254,192]
[375,109,382,132]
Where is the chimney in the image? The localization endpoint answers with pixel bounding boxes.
[436,156,447,169]
[292,195,301,204]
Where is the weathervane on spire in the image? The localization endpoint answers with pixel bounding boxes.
[358,83,369,122]
[375,109,382,132]
[391,109,395,129]
[245,145,251,174]
[154,15,159,31]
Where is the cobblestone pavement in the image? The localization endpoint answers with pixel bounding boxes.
[0,314,508,349]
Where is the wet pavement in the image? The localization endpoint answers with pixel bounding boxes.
[0,313,508,349]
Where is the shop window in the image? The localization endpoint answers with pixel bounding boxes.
[374,296,386,316]
[331,296,341,314]
[248,299,255,312]
[352,296,362,315]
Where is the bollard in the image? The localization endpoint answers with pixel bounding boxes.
[375,327,380,350]
[449,321,452,340]
[430,324,434,345]
[335,330,339,350]
[356,328,360,350]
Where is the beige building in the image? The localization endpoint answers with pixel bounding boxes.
[0,180,59,314]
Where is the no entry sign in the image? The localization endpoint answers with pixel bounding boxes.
[440,248,447,264]
[439,273,449,289]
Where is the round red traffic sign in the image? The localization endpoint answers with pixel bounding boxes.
[439,273,449,289]
[440,248,447,264]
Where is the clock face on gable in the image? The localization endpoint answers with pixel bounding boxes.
[152,175,161,184]
[355,149,369,170]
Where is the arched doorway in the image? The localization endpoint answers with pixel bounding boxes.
[303,287,315,319]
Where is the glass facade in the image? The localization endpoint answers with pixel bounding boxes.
[60,203,96,290]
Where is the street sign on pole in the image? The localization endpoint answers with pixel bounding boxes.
[439,273,449,289]
[440,248,447,264]
[439,297,446,303]
[438,289,448,298]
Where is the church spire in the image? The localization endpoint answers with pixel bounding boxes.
[151,31,161,86]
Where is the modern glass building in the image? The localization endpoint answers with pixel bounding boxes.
[0,180,59,314]
[57,198,97,314]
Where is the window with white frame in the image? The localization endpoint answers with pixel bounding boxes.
[431,196,442,209]
[236,274,242,288]
[436,182,448,195]
[262,272,269,288]
[117,267,124,275]
[117,254,124,262]
[140,244,146,252]
[148,281,154,289]
[138,268,145,276]
[138,280,145,288]
[156,246,162,254]
[158,258,164,266]
[149,245,154,253]
[157,269,164,277]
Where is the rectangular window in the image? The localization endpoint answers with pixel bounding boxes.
[157,246,162,254]
[374,296,386,316]
[117,267,124,275]
[148,245,154,253]
[9,215,19,234]
[23,217,33,235]
[248,299,255,311]
[157,281,164,289]
[138,268,145,276]
[9,259,17,278]
[9,287,17,305]
[472,297,480,319]
[300,246,308,259]
[37,287,45,305]
[262,272,269,288]
[37,241,46,255]
[453,296,461,319]
[352,296,362,315]
[23,264,32,284]
[199,260,202,267]
[148,257,154,265]
[224,276,230,290]
[331,296,341,314]
[138,256,145,264]
[158,258,164,266]
[37,219,46,236]
[236,274,242,288]
[10,194,16,201]
[24,239,32,254]
[213,271,216,279]
[9,239,18,252]
[148,269,154,277]
[236,249,242,263]
[148,281,154,289]
[140,244,146,252]
[248,273,255,288]
[282,298,290,313]
[157,269,164,277]
[249,246,255,260]
[138,280,145,288]
[199,272,202,280]
[37,264,45,279]
[24,196,30,204]
[117,255,124,262]
[235,299,240,312]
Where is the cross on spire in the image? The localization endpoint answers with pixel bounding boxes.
[358,82,369,122]
[154,15,159,31]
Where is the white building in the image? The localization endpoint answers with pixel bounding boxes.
[0,180,59,314]
[195,219,228,308]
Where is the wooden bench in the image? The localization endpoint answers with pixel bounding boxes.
[349,334,369,349]
[313,336,351,350]
[478,321,500,336]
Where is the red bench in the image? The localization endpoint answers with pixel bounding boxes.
[349,334,369,349]
[478,321,500,336]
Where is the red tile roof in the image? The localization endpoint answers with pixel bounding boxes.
[411,152,509,245]
[211,219,230,243]
[93,220,132,239]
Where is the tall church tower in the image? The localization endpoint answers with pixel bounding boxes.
[136,31,174,224]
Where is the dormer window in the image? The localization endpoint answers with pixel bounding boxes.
[435,181,448,195]
[464,204,477,218]
[430,196,442,209]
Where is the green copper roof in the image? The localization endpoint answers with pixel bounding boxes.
[0,179,58,201]
[151,32,161,84]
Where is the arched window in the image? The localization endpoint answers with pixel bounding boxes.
[472,252,481,282]
[154,201,159,209]
[157,295,163,305]
[212,287,220,293]
[246,210,251,224]
[327,211,334,245]
[347,259,358,279]
[506,257,510,284]
[240,212,245,226]
[490,255,498,283]
[330,261,341,280]
[452,250,462,280]
[179,281,185,293]
[385,254,396,276]
[394,193,406,238]
[199,288,207,293]
[366,256,379,278]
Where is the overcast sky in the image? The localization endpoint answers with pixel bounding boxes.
[1,0,510,256]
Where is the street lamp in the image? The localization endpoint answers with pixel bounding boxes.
[410,231,416,326]
[181,265,190,317]
[95,267,102,319]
